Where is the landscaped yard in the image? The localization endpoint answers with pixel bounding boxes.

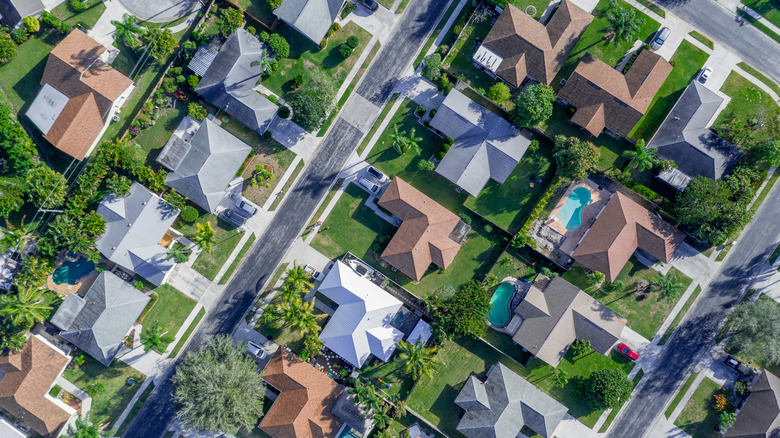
[63,360,145,427]
[443,12,498,92]
[232,0,277,26]
[51,0,106,28]
[0,30,64,111]
[254,305,326,355]
[142,284,197,353]
[564,257,693,339]
[133,104,187,164]
[629,41,710,141]
[359,356,417,400]
[673,377,724,438]
[371,413,445,438]
[713,71,780,145]
[176,213,244,281]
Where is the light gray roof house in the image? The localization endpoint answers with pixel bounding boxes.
[95,183,179,286]
[51,272,150,366]
[273,0,345,44]
[455,363,568,438]
[429,89,532,197]
[0,0,44,28]
[157,118,251,213]
[194,28,278,134]
[648,81,742,190]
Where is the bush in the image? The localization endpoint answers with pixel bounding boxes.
[10,28,28,44]
[346,35,360,49]
[417,160,435,171]
[188,102,207,121]
[69,0,87,12]
[342,2,357,17]
[268,34,290,58]
[247,26,256,35]
[458,213,472,226]
[440,141,451,153]
[430,109,437,117]
[134,280,145,291]
[181,206,199,222]
[176,74,186,84]
[170,66,183,76]
[437,74,449,92]
[188,75,200,89]
[267,94,278,105]
[162,77,177,94]
[259,31,269,42]
[267,0,283,8]
[319,38,328,49]
[263,131,273,140]
[22,17,39,32]
[435,150,446,160]
[137,292,159,323]
[339,44,353,58]
[488,82,511,102]
[416,105,426,116]
[443,136,454,145]
[421,53,442,82]
[278,105,291,119]
[293,74,306,89]
[327,22,340,38]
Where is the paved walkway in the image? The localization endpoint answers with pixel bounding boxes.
[118,0,198,22]
[89,0,131,50]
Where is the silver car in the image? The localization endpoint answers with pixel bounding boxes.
[651,27,671,50]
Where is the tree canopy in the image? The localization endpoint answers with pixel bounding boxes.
[727,297,780,366]
[552,135,600,180]
[427,280,491,339]
[606,0,643,41]
[290,69,335,132]
[421,53,442,82]
[145,27,178,60]
[512,84,555,128]
[585,368,634,409]
[488,82,511,102]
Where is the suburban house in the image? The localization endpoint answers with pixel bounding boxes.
[261,350,370,438]
[0,334,75,438]
[157,117,251,213]
[273,0,345,44]
[192,28,278,134]
[378,178,470,281]
[648,80,743,190]
[455,363,568,438]
[51,271,150,366]
[725,371,780,438]
[95,183,180,286]
[317,260,404,368]
[0,0,44,28]
[571,192,685,282]
[429,89,533,197]
[509,275,626,366]
[557,51,672,138]
[473,0,593,87]
[26,29,133,160]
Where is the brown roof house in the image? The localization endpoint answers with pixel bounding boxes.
[26,29,133,160]
[377,178,470,281]
[260,350,370,438]
[571,192,684,282]
[473,0,593,87]
[557,51,672,138]
[0,334,76,437]
[726,371,780,438]
[511,275,626,366]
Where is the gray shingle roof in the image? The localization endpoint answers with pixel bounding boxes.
[273,0,344,44]
[456,363,568,438]
[726,372,780,438]
[430,89,531,197]
[0,0,44,27]
[195,29,278,133]
[54,272,150,366]
[649,81,742,184]
[158,118,251,213]
[95,183,179,286]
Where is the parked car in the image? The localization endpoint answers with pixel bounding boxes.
[236,198,258,217]
[247,341,268,360]
[219,209,247,227]
[357,0,379,11]
[303,264,326,281]
[651,27,671,50]
[366,165,387,182]
[359,177,381,195]
[725,355,754,377]
[697,67,713,84]
[616,343,639,361]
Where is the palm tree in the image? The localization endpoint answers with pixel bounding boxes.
[373,404,392,430]
[166,243,190,263]
[290,298,320,336]
[622,140,660,171]
[348,383,373,406]
[251,48,274,73]
[0,287,52,328]
[285,263,313,292]
[389,124,408,154]
[404,127,423,156]
[395,340,444,380]
[141,321,175,353]
[14,257,51,289]
[651,274,684,300]
[192,222,216,253]
[67,414,100,438]
[111,14,146,48]
[1,218,36,257]
[606,0,642,42]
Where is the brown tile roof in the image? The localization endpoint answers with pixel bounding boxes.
[0,335,71,438]
[39,29,133,160]
[480,1,593,86]
[572,192,684,282]
[378,178,465,281]
[260,350,345,438]
[558,51,672,137]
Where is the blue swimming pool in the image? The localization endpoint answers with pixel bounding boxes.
[556,187,592,231]
[488,282,515,327]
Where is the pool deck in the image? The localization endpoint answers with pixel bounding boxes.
[47,254,100,296]
[544,179,611,255]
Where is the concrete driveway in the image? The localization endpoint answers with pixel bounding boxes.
[118,0,198,22]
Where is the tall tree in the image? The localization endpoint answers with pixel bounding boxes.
[289,68,335,132]
[0,287,52,328]
[553,135,600,180]
[218,7,245,37]
[622,139,660,171]
[145,27,178,60]
[285,263,313,292]
[427,280,491,339]
[585,368,634,409]
[395,340,444,380]
[512,84,555,128]
[1,218,36,256]
[111,14,146,48]
[26,166,67,208]
[606,0,643,41]
[727,297,780,366]
[192,222,216,253]
[66,415,100,438]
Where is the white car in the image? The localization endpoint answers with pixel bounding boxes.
[246,341,268,359]
[697,67,712,84]
[236,198,258,217]
[359,177,381,195]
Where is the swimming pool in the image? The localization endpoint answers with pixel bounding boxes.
[556,187,592,231]
[52,258,95,285]
[488,282,515,327]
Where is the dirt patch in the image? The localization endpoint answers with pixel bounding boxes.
[241,153,287,207]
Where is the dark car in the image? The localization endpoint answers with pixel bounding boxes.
[357,0,379,11]
[616,343,639,361]
[367,165,387,182]
[219,209,247,227]
[725,355,754,377]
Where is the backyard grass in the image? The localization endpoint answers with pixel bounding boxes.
[301,178,343,240]
[413,0,463,68]
[741,0,780,28]
[113,381,155,436]
[665,372,698,418]
[219,233,256,284]
[111,40,141,77]
[509,0,555,17]
[488,246,537,282]
[443,14,497,92]
[232,0,277,26]
[481,329,534,364]
[714,71,780,145]
[464,138,556,233]
[51,0,106,28]
[0,30,63,111]
[254,305,327,354]
[629,41,709,140]
[674,377,724,438]
[357,93,400,156]
[177,213,245,280]
[370,413,445,438]
[564,257,694,339]
[141,284,197,353]
[359,357,416,400]
[737,62,780,96]
[133,104,187,163]
[659,286,702,345]
[168,307,205,357]
[63,360,145,427]
[689,31,714,49]
[268,159,305,211]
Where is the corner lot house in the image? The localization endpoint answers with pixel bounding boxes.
[273,0,345,44]
[378,178,470,281]
[725,371,780,437]
[648,81,742,190]
[429,89,532,197]
[557,51,672,138]
[95,183,180,286]
[0,0,44,28]
[51,271,150,366]
[474,0,593,87]
[0,335,75,438]
[27,30,133,160]
[455,363,568,438]
[157,117,251,213]
[192,28,278,134]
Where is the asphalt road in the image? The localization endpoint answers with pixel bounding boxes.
[657,0,780,84]
[608,179,780,438]
[123,0,448,437]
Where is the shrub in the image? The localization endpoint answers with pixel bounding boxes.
[440,141,451,153]
[188,103,207,121]
[421,53,442,82]
[488,82,511,102]
[416,105,426,116]
[458,213,472,226]
[134,280,145,290]
[188,75,200,89]
[339,44,353,58]
[162,77,177,94]
[69,0,87,12]
[268,34,290,58]
[342,2,356,17]
[259,31,269,42]
[278,105,291,119]
[137,292,159,323]
[267,0,283,8]
[327,22,340,38]
[443,136,454,145]
[170,66,183,76]
[319,38,328,49]
[346,35,359,48]
[176,74,186,84]
[263,131,273,140]
[22,17,39,32]
[373,243,381,252]
[437,74,449,92]
[247,26,256,35]
[435,150,446,160]
[430,109,437,117]
[378,235,387,244]
[10,28,28,44]
[181,206,199,222]
[417,160,435,171]
[438,44,449,55]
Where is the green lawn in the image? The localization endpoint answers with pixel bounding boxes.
[177,213,245,280]
[110,40,141,78]
[0,30,63,111]
[464,139,556,233]
[738,62,780,96]
[488,247,537,281]
[359,357,417,400]
[168,307,205,358]
[63,360,145,427]
[113,381,155,436]
[371,413,445,438]
[407,337,634,433]
[714,71,780,145]
[564,257,694,339]
[443,16,497,92]
[741,0,780,29]
[689,31,714,49]
[301,178,343,240]
[219,233,256,284]
[674,378,724,438]
[51,0,106,28]
[629,41,709,141]
[509,0,555,17]
[254,304,326,355]
[142,284,197,354]
[133,104,187,164]
[666,372,698,418]
[232,0,277,26]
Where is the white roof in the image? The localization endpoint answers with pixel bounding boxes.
[317,261,404,368]
[0,418,26,438]
[27,83,69,135]
[407,319,432,345]
[473,45,503,73]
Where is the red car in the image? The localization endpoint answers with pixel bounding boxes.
[617,343,639,361]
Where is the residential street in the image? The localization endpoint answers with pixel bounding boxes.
[657,0,780,84]
[121,0,449,436]
[607,179,780,437]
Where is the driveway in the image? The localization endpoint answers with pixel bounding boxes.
[118,0,198,22]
